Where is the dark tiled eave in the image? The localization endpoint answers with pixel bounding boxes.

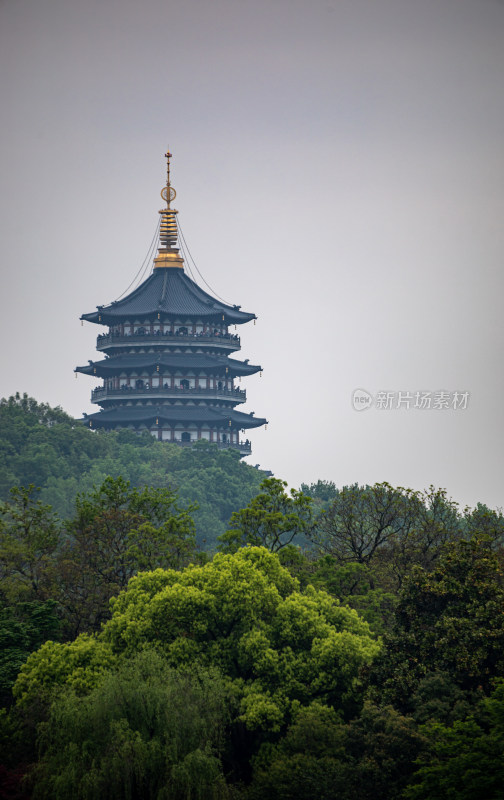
[75,353,262,378]
[83,404,267,429]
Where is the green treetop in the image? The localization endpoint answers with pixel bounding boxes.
[218,478,313,553]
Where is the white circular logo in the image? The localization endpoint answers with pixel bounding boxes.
[352,389,373,411]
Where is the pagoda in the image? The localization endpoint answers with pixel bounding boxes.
[76,150,267,456]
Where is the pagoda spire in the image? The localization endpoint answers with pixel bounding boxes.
[154,148,184,270]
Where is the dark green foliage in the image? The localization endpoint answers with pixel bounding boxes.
[167,442,264,549]
[0,476,200,641]
[58,476,198,636]
[311,482,421,565]
[409,671,479,726]
[0,395,264,548]
[311,482,462,590]
[0,486,62,602]
[369,537,504,711]
[247,702,425,800]
[246,704,347,800]
[405,681,504,800]
[300,479,338,511]
[277,552,397,635]
[0,600,60,706]
[0,767,30,800]
[464,502,504,545]
[30,650,230,800]
[218,478,313,552]
[340,703,427,799]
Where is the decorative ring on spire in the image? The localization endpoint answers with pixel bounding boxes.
[161,187,177,203]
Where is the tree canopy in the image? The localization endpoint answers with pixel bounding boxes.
[2,392,504,799]
[404,680,504,800]
[13,547,380,786]
[310,482,462,589]
[0,477,200,639]
[0,394,265,549]
[369,537,504,711]
[218,478,313,553]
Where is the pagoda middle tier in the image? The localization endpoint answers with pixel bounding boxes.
[75,352,261,407]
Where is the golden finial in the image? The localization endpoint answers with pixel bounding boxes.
[158,148,178,251]
[154,148,184,268]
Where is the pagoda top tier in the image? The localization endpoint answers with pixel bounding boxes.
[81,268,256,325]
[81,150,256,326]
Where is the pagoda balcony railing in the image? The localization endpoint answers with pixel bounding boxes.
[96,331,241,351]
[174,440,251,454]
[91,385,246,403]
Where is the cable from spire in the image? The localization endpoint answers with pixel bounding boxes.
[177,229,197,284]
[177,217,235,307]
[114,216,161,301]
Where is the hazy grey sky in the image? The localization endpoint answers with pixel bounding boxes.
[1,0,503,509]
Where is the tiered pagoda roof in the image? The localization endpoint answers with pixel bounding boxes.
[76,353,262,379]
[81,267,256,326]
[83,405,263,429]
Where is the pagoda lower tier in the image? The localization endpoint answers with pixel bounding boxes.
[82,404,265,455]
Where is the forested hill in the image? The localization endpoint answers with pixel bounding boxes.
[2,394,504,799]
[0,393,264,548]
